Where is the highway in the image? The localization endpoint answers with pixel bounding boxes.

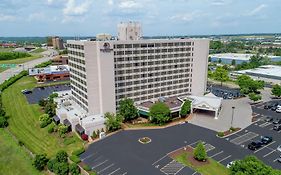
[0,49,58,84]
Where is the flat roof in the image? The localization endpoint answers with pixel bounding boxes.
[235,65,281,78]
[186,95,222,110]
[210,53,281,61]
[138,96,183,112]
[29,65,69,76]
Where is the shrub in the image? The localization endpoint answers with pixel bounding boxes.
[90,172,97,175]
[58,124,69,136]
[56,150,68,163]
[39,114,52,128]
[38,99,47,107]
[0,116,8,128]
[33,154,49,171]
[70,155,81,164]
[81,134,88,141]
[49,93,58,99]
[193,141,207,161]
[48,123,55,133]
[72,147,85,156]
[92,130,97,138]
[69,163,80,175]
[0,70,28,91]
[149,102,171,125]
[35,60,52,68]
[217,132,224,137]
[47,158,56,172]
[180,100,192,117]
[18,140,24,146]
[83,165,91,171]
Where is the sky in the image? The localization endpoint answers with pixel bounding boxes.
[0,0,281,37]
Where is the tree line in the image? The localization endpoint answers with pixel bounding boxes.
[0,52,31,61]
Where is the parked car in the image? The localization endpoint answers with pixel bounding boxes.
[276,108,281,113]
[226,161,236,168]
[265,117,273,122]
[21,89,32,94]
[277,145,281,152]
[273,118,281,124]
[273,125,281,131]
[248,141,263,150]
[271,106,278,111]
[261,136,272,145]
[277,157,281,163]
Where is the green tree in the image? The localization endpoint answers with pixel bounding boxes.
[149,102,171,125]
[230,156,281,175]
[0,116,8,128]
[69,163,80,175]
[56,150,68,163]
[53,162,69,175]
[249,93,262,102]
[32,154,49,171]
[180,100,191,117]
[212,66,229,86]
[58,124,69,136]
[218,58,222,64]
[231,59,236,66]
[237,75,264,93]
[271,84,281,97]
[92,130,97,138]
[105,112,122,132]
[119,98,139,122]
[193,141,207,161]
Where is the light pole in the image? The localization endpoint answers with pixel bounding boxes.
[231,106,235,128]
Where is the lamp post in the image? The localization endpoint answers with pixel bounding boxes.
[231,106,235,128]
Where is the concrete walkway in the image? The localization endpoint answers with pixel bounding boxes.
[0,49,57,84]
[189,97,253,132]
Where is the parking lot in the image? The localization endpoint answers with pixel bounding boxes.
[206,84,241,99]
[24,84,71,104]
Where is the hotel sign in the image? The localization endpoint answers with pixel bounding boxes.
[100,42,113,53]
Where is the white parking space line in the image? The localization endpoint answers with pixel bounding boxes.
[152,155,168,165]
[108,168,120,175]
[263,150,276,158]
[218,155,232,163]
[98,163,115,174]
[174,166,185,175]
[92,160,108,169]
[259,122,271,128]
[122,172,127,175]
[254,141,276,153]
[210,151,224,158]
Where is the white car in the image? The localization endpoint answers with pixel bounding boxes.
[226,161,236,168]
[277,145,281,152]
[276,108,281,113]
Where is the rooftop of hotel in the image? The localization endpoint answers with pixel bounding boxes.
[138,96,183,111]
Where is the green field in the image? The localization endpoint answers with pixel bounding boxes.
[0,129,41,175]
[175,152,230,175]
[0,55,41,65]
[2,76,84,157]
[31,48,46,53]
[0,48,14,52]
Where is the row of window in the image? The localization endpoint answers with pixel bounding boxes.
[71,91,88,112]
[71,80,87,99]
[114,49,193,56]
[116,88,191,101]
[114,56,192,62]
[67,44,84,50]
[116,81,191,93]
[69,62,86,72]
[70,74,87,86]
[68,51,85,57]
[115,69,191,77]
[70,68,86,79]
[115,73,191,82]
[115,63,192,70]
[69,56,85,65]
[114,42,194,49]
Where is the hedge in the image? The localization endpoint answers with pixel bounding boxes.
[0,70,28,91]
[72,147,85,156]
[69,155,81,164]
[83,165,91,171]
[34,60,52,68]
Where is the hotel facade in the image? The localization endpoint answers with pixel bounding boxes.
[67,22,209,115]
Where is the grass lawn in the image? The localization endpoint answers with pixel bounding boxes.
[175,152,230,175]
[2,76,84,157]
[125,122,159,128]
[0,129,41,175]
[0,54,41,65]
[31,48,46,53]
[36,80,70,88]
[0,48,14,52]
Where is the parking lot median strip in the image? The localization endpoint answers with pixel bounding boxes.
[254,141,276,153]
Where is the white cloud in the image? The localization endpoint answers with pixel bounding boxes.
[170,11,203,22]
[108,0,114,5]
[47,0,54,5]
[63,0,92,16]
[118,0,143,9]
[0,13,16,21]
[211,0,230,6]
[246,4,267,16]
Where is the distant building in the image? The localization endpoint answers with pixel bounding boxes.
[52,55,69,65]
[117,21,142,41]
[29,65,70,83]
[96,33,112,41]
[52,36,64,50]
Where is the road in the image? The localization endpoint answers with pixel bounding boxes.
[0,49,58,84]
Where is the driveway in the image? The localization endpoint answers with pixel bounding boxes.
[189,97,252,132]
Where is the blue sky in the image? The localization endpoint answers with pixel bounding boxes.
[1,0,280,36]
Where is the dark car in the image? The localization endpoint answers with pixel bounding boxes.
[261,136,273,145]
[21,89,32,94]
[264,117,273,122]
[271,106,278,111]
[248,141,263,150]
[273,118,281,124]
[273,125,281,131]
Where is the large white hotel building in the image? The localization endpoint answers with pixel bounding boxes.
[67,22,209,116]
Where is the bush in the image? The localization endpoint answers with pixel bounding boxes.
[48,123,55,133]
[38,99,47,107]
[92,131,97,138]
[180,100,192,117]
[83,165,91,171]
[0,70,28,91]
[0,116,8,128]
[18,140,24,146]
[0,52,31,61]
[58,124,69,136]
[39,114,52,128]
[81,134,88,141]
[49,93,59,99]
[193,142,207,161]
[35,60,52,68]
[217,132,224,137]
[47,158,56,172]
[69,163,80,175]
[70,155,81,164]
[33,154,49,171]
[56,150,68,163]
[72,147,85,156]
[90,172,97,175]
[149,102,171,125]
